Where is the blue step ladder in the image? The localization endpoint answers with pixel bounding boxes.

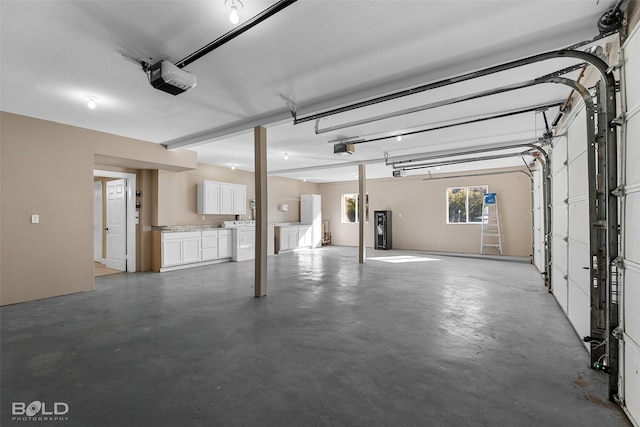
[481,192,502,255]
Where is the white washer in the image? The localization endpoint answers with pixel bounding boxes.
[223,221,256,261]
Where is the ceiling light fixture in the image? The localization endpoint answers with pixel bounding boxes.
[284,152,288,160]
[396,135,402,142]
[86,95,97,109]
[231,164,236,170]
[225,0,244,25]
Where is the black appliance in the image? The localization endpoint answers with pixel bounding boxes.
[374,210,392,250]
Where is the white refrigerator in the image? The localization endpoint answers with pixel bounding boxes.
[300,194,322,248]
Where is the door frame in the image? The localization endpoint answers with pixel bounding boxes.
[93,181,103,262]
[94,170,137,273]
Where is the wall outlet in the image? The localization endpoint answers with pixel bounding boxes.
[31,214,39,224]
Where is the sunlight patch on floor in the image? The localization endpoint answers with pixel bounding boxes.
[367,255,441,263]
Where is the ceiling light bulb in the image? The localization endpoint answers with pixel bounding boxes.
[229,6,239,24]
[231,164,236,170]
[396,135,402,142]
[86,96,97,109]
[284,152,288,160]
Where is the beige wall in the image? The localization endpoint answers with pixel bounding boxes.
[1,112,321,305]
[1,113,95,305]
[319,167,532,256]
[154,164,320,227]
[0,112,199,305]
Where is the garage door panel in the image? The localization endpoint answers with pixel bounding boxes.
[552,265,568,312]
[567,278,590,342]
[552,204,568,236]
[568,200,589,244]
[552,171,568,204]
[625,265,640,346]
[626,192,640,263]
[552,137,568,174]
[624,338,640,426]
[568,153,589,199]
[567,109,587,160]
[627,115,640,186]
[568,241,590,295]
[624,27,640,109]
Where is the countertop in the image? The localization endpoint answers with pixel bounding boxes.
[152,225,221,232]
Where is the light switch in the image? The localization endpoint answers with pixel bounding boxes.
[31,214,39,224]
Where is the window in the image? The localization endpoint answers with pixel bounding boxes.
[342,193,369,223]
[446,186,487,224]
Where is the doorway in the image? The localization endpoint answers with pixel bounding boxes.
[93,170,137,275]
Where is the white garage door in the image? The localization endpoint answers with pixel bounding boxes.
[566,108,591,343]
[621,22,640,427]
[551,108,591,346]
[532,165,545,274]
[551,134,569,313]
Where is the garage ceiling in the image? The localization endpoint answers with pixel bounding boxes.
[0,0,618,182]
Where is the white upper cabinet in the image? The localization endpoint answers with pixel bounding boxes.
[234,185,246,215]
[220,183,234,215]
[197,181,246,215]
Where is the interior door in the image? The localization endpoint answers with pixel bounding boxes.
[93,181,102,262]
[106,179,127,271]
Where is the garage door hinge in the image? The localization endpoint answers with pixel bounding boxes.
[610,115,625,127]
[611,326,623,341]
[606,62,621,73]
[611,256,624,269]
[611,185,625,197]
[563,236,569,242]
[563,274,568,280]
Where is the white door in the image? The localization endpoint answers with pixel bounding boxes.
[106,179,127,271]
[93,181,102,262]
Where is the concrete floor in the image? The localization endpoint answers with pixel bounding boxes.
[1,246,632,426]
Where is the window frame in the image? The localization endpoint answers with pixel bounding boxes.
[446,185,488,224]
[341,193,369,224]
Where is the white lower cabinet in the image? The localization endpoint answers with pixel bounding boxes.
[275,225,314,254]
[162,239,183,267]
[218,230,232,259]
[202,230,218,261]
[182,236,202,264]
[299,226,312,248]
[159,229,232,271]
[161,231,201,267]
